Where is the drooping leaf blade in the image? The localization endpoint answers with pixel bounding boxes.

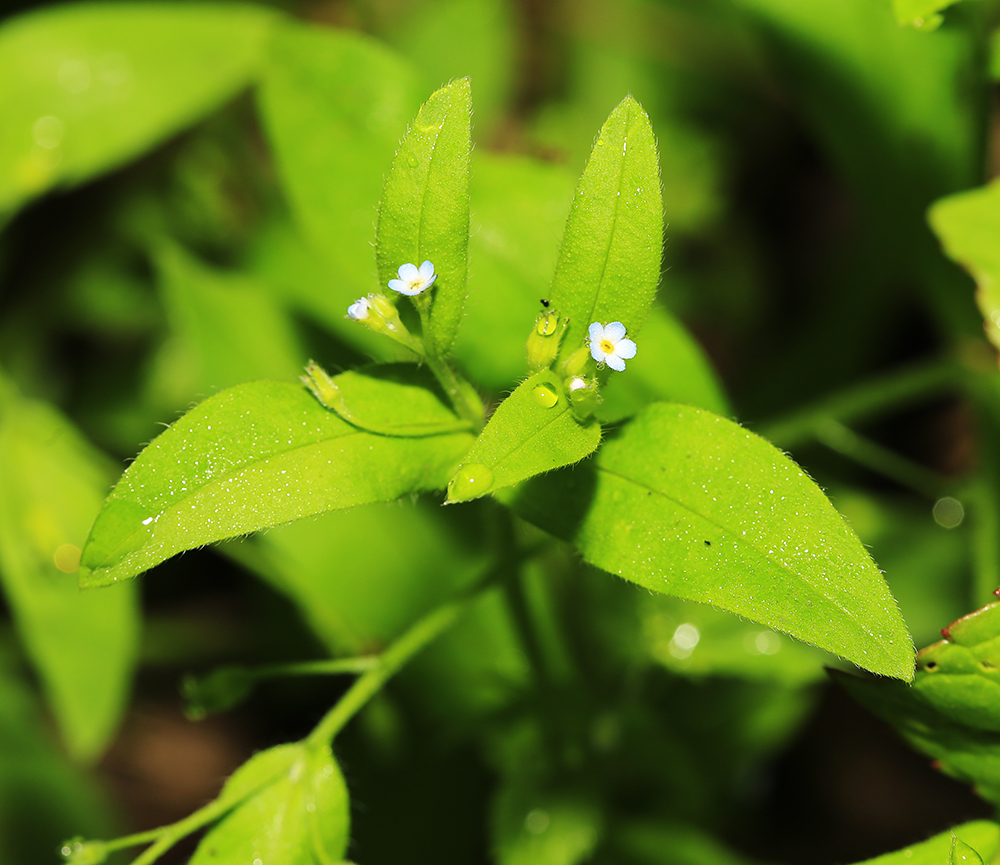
[79,378,474,586]
[0,380,138,761]
[0,2,275,215]
[375,78,472,356]
[505,402,914,680]
[851,821,998,865]
[257,21,422,298]
[547,95,662,367]
[447,370,601,503]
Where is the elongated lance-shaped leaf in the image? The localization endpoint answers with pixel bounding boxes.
[504,403,914,680]
[447,370,601,503]
[375,78,471,356]
[79,378,474,587]
[547,96,662,367]
[848,822,998,865]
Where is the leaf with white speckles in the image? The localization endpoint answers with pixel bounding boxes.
[503,402,915,681]
[79,378,473,587]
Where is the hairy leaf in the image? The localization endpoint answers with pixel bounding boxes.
[447,370,601,503]
[0,2,274,214]
[505,403,914,680]
[851,822,998,865]
[79,379,473,586]
[375,78,472,356]
[0,381,138,760]
[547,96,662,367]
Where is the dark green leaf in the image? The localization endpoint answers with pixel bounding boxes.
[257,21,422,296]
[375,78,472,356]
[0,2,275,214]
[547,96,662,368]
[447,370,601,503]
[79,378,474,586]
[506,403,914,680]
[0,380,138,760]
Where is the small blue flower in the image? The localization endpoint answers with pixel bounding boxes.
[588,321,637,371]
[388,260,437,296]
[347,296,372,320]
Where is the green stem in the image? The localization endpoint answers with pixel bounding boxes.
[128,794,243,865]
[761,359,961,449]
[306,595,474,747]
[814,420,948,499]
[424,351,483,429]
[254,656,378,679]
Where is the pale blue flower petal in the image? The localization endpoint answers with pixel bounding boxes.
[588,321,605,343]
[616,338,637,359]
[606,353,627,372]
[418,260,435,280]
[604,321,627,341]
[388,278,405,293]
[589,341,605,363]
[397,262,420,281]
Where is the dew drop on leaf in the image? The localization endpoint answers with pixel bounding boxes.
[532,383,559,408]
[448,463,494,501]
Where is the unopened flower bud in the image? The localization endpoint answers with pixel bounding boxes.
[526,309,568,372]
[566,375,601,420]
[345,293,424,355]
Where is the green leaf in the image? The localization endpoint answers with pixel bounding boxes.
[447,370,601,503]
[493,786,602,865]
[146,242,304,411]
[0,381,138,761]
[312,364,472,437]
[547,96,662,368]
[191,743,349,865]
[456,152,575,391]
[849,822,998,865]
[505,403,914,680]
[596,308,730,423]
[929,181,1000,354]
[0,2,275,215]
[257,21,422,296]
[835,668,1000,804]
[890,0,955,30]
[375,78,472,356]
[953,836,985,865]
[79,378,474,586]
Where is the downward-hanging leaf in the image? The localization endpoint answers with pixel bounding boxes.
[375,78,472,356]
[447,370,601,503]
[505,402,914,680]
[0,2,275,214]
[79,378,474,587]
[547,96,662,367]
[0,379,138,761]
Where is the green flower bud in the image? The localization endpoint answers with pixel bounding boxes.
[526,309,568,372]
[566,375,602,420]
[346,293,424,355]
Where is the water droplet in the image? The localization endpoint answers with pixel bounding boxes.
[532,383,559,408]
[448,463,494,501]
[407,155,419,167]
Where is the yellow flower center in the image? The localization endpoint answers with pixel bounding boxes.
[599,339,616,355]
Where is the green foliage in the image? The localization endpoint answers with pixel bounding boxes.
[375,78,472,356]
[507,403,914,679]
[852,822,998,865]
[0,2,275,215]
[78,379,473,586]
[0,378,137,761]
[547,96,662,369]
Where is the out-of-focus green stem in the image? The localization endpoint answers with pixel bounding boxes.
[761,359,961,449]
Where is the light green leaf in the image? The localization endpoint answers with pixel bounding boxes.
[456,152,575,391]
[375,78,472,356]
[191,743,349,865]
[447,370,601,503]
[0,2,275,214]
[79,378,474,586]
[315,364,472,437]
[257,21,421,296]
[850,822,998,865]
[890,0,954,30]
[929,181,1000,353]
[493,786,602,865]
[505,403,914,680]
[547,96,662,368]
[596,308,730,423]
[223,498,488,654]
[953,836,984,865]
[0,381,138,761]
[146,242,303,410]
